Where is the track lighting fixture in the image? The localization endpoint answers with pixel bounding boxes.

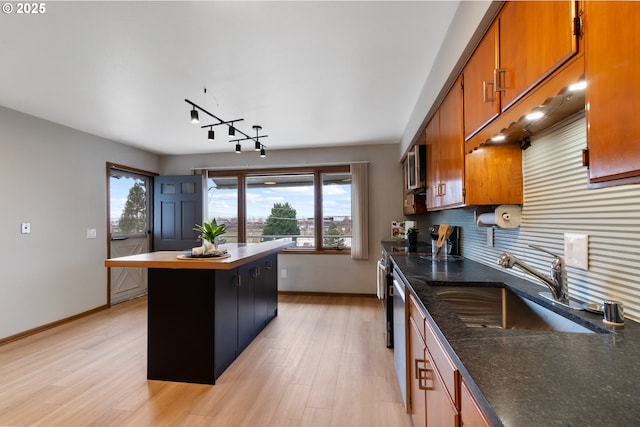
[185,98,267,156]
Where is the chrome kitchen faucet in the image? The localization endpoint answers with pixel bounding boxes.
[497,245,569,305]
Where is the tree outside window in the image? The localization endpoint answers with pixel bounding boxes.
[118,182,146,235]
[262,202,301,241]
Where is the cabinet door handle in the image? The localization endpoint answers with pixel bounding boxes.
[415,358,432,391]
[482,80,495,102]
[494,68,506,92]
[440,183,446,196]
[415,358,425,379]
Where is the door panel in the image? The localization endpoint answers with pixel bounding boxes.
[109,167,151,304]
[153,175,203,250]
[110,237,147,304]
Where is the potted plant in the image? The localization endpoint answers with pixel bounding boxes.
[193,218,227,250]
[407,227,419,251]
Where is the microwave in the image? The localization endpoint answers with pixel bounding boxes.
[405,144,426,191]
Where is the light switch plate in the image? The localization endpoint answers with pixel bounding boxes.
[564,233,588,270]
[86,228,97,239]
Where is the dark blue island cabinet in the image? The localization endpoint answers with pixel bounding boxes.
[105,241,290,385]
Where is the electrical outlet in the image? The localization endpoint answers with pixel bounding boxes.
[486,227,494,247]
[564,233,588,270]
[281,269,287,279]
[21,222,31,234]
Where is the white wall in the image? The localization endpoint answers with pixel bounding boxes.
[160,144,404,294]
[0,106,160,340]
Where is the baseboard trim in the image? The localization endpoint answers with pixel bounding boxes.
[0,304,109,346]
[278,290,377,298]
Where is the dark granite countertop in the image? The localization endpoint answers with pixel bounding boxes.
[385,244,640,427]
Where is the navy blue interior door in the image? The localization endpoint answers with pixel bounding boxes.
[153,175,203,251]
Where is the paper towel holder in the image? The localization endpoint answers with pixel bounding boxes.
[475,205,522,228]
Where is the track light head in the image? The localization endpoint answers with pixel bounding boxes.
[255,140,261,151]
[208,128,215,141]
[228,126,236,138]
[260,147,266,157]
[235,143,242,153]
[190,108,199,123]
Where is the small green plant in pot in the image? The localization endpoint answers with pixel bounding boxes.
[193,218,227,249]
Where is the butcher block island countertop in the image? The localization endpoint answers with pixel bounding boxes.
[104,239,294,270]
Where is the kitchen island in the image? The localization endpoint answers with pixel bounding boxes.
[105,239,293,384]
[387,246,640,426]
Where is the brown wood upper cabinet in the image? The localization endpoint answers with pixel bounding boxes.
[427,77,465,211]
[463,1,579,140]
[584,1,640,187]
[427,75,523,211]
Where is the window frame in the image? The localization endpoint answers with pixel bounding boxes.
[207,165,351,254]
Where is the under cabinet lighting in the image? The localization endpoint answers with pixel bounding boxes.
[569,80,587,92]
[491,134,507,142]
[526,110,545,121]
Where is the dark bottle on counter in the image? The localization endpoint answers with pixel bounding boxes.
[407,227,418,252]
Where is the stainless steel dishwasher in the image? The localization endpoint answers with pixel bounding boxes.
[392,271,407,408]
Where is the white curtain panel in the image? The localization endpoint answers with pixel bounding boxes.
[350,162,369,260]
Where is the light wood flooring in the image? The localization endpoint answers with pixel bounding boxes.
[0,294,411,427]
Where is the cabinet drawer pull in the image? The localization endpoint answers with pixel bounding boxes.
[482,80,495,102]
[415,358,433,391]
[494,68,506,92]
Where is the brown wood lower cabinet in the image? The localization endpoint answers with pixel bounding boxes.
[461,380,491,427]
[409,315,427,427]
[409,295,460,426]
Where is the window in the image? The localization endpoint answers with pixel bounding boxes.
[322,172,352,249]
[246,174,315,246]
[206,176,238,243]
[207,166,351,252]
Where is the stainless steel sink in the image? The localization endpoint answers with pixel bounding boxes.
[430,286,596,333]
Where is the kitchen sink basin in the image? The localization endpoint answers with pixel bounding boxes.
[430,286,596,333]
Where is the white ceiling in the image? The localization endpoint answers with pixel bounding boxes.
[0,1,460,155]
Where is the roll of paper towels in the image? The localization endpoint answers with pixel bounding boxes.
[476,205,521,228]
